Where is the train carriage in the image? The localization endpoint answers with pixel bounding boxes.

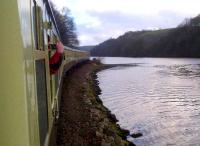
[0,0,89,146]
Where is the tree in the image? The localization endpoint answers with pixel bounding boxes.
[50,3,79,48]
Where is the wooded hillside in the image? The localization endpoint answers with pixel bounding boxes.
[91,15,200,57]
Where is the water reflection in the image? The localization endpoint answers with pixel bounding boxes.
[97,57,200,146]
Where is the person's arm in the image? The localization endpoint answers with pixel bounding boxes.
[49,41,64,74]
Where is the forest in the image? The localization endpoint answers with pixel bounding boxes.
[91,15,200,57]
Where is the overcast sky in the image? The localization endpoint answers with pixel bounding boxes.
[51,0,200,46]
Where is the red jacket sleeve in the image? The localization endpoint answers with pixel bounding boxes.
[49,51,62,74]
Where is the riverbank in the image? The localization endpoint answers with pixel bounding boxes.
[56,60,135,146]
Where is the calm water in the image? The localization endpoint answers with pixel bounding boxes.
[97,57,200,146]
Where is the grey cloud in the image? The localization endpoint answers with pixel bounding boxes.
[77,10,189,45]
[88,10,187,29]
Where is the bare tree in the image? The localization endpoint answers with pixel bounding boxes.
[51,3,79,48]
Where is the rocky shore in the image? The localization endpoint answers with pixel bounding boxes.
[56,60,135,146]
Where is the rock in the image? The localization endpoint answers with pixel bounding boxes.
[84,98,92,105]
[103,128,115,136]
[110,114,118,122]
[128,141,136,146]
[130,133,143,138]
[107,136,115,143]
[118,128,130,140]
[101,139,111,146]
[96,96,103,104]
[107,111,118,123]
[114,136,123,145]
[96,131,103,138]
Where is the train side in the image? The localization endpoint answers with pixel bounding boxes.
[0,0,89,146]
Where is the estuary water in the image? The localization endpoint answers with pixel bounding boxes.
[97,57,200,146]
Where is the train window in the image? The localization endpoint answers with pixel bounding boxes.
[35,59,49,146]
[33,0,44,50]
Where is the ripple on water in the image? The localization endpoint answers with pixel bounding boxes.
[98,58,200,146]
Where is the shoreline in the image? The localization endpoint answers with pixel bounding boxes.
[56,60,135,146]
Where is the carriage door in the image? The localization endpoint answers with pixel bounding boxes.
[33,1,50,146]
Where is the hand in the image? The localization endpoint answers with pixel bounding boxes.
[56,41,64,53]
